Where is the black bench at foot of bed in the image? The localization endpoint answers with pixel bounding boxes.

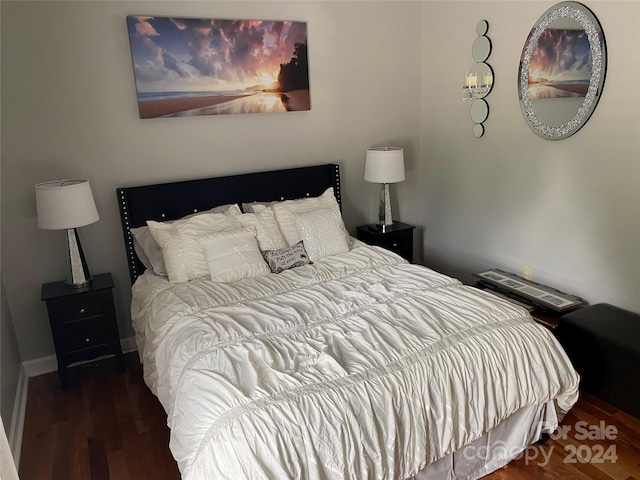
[556,303,640,418]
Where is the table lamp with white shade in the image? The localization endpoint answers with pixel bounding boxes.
[35,179,99,288]
[364,146,405,230]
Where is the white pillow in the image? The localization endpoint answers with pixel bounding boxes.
[131,226,163,274]
[237,207,287,251]
[147,212,240,283]
[216,203,242,216]
[130,204,241,277]
[198,227,270,283]
[293,206,350,261]
[241,201,273,213]
[271,187,339,246]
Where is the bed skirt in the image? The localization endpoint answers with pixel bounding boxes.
[412,401,556,480]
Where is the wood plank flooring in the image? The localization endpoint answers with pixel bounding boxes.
[19,353,179,480]
[20,352,640,479]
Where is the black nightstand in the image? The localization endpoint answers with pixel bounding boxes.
[41,272,124,387]
[356,221,415,262]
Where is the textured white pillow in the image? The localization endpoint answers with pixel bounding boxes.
[147,213,240,283]
[216,203,242,217]
[271,188,339,246]
[237,207,287,251]
[198,227,270,283]
[293,206,350,261]
[130,204,241,277]
[241,201,274,213]
[131,226,163,273]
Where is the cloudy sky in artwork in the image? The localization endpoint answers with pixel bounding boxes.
[528,29,592,83]
[127,16,307,92]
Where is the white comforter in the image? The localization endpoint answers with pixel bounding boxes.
[131,245,579,480]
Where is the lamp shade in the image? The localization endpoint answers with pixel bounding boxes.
[364,147,405,184]
[35,180,99,230]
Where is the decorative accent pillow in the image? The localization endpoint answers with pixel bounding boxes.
[262,241,313,274]
[293,206,350,261]
[147,212,240,283]
[237,207,287,251]
[271,188,339,246]
[130,204,241,277]
[198,227,270,283]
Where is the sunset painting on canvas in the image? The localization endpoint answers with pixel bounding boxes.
[527,28,591,100]
[126,16,310,118]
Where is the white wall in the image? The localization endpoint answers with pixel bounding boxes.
[1,1,423,361]
[3,0,639,365]
[421,1,640,313]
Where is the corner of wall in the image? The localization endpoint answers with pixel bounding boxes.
[8,365,28,468]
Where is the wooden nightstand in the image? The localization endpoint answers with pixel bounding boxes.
[41,272,124,387]
[356,221,415,262]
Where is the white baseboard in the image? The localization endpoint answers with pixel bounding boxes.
[14,336,137,470]
[121,335,137,354]
[22,336,137,377]
[9,365,28,467]
[22,354,57,378]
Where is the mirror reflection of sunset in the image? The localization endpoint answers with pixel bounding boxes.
[528,28,591,83]
[528,68,543,83]
[526,27,592,99]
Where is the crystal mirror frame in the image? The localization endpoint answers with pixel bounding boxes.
[518,2,606,140]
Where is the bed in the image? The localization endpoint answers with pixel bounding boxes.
[117,164,579,480]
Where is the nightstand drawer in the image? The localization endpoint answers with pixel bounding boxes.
[56,319,111,355]
[49,297,109,325]
[356,221,415,263]
[376,234,411,251]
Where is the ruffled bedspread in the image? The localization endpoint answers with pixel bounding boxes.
[131,245,579,480]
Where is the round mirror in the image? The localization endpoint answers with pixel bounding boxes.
[476,20,489,36]
[470,99,489,124]
[473,123,485,138]
[472,36,491,62]
[518,2,606,140]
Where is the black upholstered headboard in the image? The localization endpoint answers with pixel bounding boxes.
[117,163,341,284]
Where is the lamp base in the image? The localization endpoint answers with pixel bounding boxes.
[377,183,394,228]
[66,228,92,288]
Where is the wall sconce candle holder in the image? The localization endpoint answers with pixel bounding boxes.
[463,20,493,137]
[462,72,493,101]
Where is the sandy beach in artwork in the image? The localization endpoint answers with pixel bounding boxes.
[547,83,588,95]
[138,94,247,119]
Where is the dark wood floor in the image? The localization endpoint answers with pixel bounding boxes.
[20,352,640,480]
[19,353,179,480]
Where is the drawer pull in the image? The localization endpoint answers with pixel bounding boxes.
[85,337,91,344]
[80,308,86,314]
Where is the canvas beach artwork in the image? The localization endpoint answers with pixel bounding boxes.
[126,16,310,118]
